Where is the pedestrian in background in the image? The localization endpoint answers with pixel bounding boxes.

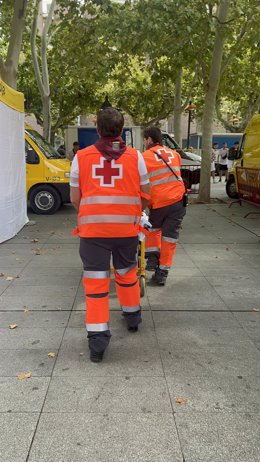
[228,141,240,170]
[219,142,229,182]
[211,142,219,183]
[142,126,186,286]
[70,108,150,363]
[68,141,79,161]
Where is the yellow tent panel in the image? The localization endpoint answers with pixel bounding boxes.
[0,78,24,113]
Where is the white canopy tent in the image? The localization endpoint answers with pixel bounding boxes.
[0,79,28,243]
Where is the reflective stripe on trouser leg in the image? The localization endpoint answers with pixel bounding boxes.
[83,276,110,331]
[145,229,161,255]
[159,240,177,270]
[114,266,140,312]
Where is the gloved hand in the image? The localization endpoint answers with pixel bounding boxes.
[139,212,152,241]
[140,211,152,230]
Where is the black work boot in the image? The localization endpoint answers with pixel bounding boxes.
[88,331,111,363]
[122,309,142,333]
[152,268,168,286]
[145,253,159,271]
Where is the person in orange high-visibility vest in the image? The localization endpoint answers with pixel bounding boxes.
[143,126,186,286]
[70,108,150,363]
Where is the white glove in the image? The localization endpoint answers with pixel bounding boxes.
[138,212,152,241]
[140,211,152,230]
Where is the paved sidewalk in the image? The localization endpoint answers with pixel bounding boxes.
[0,196,260,462]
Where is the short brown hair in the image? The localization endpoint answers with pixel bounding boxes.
[143,126,163,145]
[97,108,124,137]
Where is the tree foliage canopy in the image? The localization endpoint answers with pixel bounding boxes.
[1,0,259,136]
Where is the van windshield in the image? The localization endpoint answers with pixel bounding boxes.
[25,129,62,159]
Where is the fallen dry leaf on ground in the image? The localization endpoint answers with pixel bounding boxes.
[17,372,31,380]
[31,238,39,243]
[48,352,56,358]
[24,309,30,313]
[0,273,4,277]
[9,324,18,329]
[34,248,43,255]
[252,308,260,312]
[5,276,14,281]
[80,352,84,356]
[176,398,186,405]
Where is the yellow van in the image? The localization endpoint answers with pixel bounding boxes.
[226,115,260,198]
[25,126,71,214]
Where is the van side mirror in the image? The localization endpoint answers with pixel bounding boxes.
[26,148,39,164]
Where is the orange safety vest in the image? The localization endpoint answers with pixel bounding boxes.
[143,144,185,209]
[77,145,142,238]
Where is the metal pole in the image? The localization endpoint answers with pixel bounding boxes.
[187,109,191,149]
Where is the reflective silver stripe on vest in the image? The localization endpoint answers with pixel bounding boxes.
[86,323,109,332]
[83,270,110,279]
[122,305,140,313]
[162,236,178,243]
[149,167,180,178]
[149,228,160,232]
[146,247,160,253]
[115,263,137,275]
[140,173,149,182]
[151,176,182,186]
[159,264,171,270]
[79,215,140,225]
[80,196,141,206]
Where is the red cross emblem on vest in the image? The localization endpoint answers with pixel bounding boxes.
[154,148,174,165]
[92,158,123,187]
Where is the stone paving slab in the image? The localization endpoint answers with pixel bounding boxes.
[171,266,203,276]
[197,263,256,277]
[12,268,82,287]
[147,276,228,311]
[0,349,56,377]
[27,413,183,462]
[43,376,171,414]
[206,277,260,311]
[0,296,74,311]
[166,375,260,413]
[0,255,33,268]
[160,342,260,377]
[155,325,250,348]
[0,377,50,412]
[152,310,240,328]
[176,412,260,462]
[0,327,65,350]
[0,311,70,328]
[0,413,39,462]
[26,254,81,268]
[232,311,260,327]
[2,284,77,299]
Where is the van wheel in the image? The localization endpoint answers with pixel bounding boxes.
[226,178,238,199]
[29,185,61,215]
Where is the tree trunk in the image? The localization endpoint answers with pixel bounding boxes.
[50,130,56,146]
[0,0,27,89]
[198,0,230,202]
[30,0,56,142]
[173,70,182,146]
[43,95,51,142]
